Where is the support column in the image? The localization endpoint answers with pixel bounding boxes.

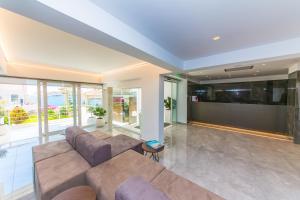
[158,75,165,143]
[42,81,48,140]
[139,74,165,143]
[37,80,43,144]
[288,65,300,144]
[72,84,77,126]
[76,84,82,127]
[177,78,188,124]
[107,87,113,131]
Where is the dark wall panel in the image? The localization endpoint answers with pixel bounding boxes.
[191,102,288,134]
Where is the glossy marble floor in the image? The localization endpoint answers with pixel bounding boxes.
[0,134,65,200]
[1,124,300,200]
[161,124,300,200]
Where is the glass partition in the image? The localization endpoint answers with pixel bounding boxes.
[112,88,141,133]
[81,85,103,127]
[164,80,178,126]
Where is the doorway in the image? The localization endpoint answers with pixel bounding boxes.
[164,79,178,126]
[112,88,142,134]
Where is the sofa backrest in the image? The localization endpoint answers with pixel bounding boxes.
[76,134,112,167]
[65,126,88,148]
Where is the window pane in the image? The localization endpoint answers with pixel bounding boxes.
[81,85,103,127]
[0,78,38,144]
[47,83,74,133]
[112,88,141,133]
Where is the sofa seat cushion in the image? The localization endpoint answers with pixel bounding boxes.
[104,135,143,157]
[66,126,88,148]
[152,170,224,200]
[115,176,170,200]
[32,140,73,163]
[76,134,112,167]
[90,130,111,140]
[35,150,91,200]
[86,150,165,200]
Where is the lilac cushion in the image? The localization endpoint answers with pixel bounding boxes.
[65,126,88,148]
[115,176,170,200]
[76,134,112,167]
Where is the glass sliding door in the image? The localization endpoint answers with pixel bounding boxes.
[80,84,103,127]
[171,81,178,123]
[0,77,103,144]
[47,82,74,133]
[164,79,178,126]
[112,88,141,133]
[0,77,39,144]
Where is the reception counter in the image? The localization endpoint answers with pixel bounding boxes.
[190,102,288,134]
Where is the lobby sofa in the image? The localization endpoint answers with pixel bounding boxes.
[33,127,143,200]
[33,126,223,200]
[86,150,223,200]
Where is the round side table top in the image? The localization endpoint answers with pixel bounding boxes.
[142,142,164,153]
[52,186,96,200]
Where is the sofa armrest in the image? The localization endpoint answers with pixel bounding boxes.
[115,176,170,200]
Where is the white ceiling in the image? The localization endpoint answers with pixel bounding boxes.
[188,58,300,80]
[0,8,141,73]
[91,0,300,60]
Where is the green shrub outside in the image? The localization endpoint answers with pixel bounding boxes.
[48,108,58,120]
[4,116,8,124]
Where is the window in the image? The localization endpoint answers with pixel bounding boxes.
[81,85,103,127]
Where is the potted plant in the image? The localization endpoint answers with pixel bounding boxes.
[164,97,172,110]
[90,106,107,127]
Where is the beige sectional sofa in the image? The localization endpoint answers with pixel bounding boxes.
[86,150,223,200]
[33,127,143,200]
[33,127,223,200]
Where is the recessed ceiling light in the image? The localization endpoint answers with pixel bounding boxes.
[262,63,266,66]
[212,36,221,41]
[256,70,260,73]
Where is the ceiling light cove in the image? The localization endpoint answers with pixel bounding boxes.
[212,36,221,41]
[224,65,254,72]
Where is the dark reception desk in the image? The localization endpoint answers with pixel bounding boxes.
[191,102,288,134]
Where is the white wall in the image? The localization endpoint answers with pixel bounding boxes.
[177,79,187,124]
[0,45,7,74]
[102,63,170,142]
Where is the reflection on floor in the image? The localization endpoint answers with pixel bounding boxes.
[0,134,65,200]
[161,124,300,200]
[1,124,300,200]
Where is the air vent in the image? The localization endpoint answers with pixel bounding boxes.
[224,65,254,72]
